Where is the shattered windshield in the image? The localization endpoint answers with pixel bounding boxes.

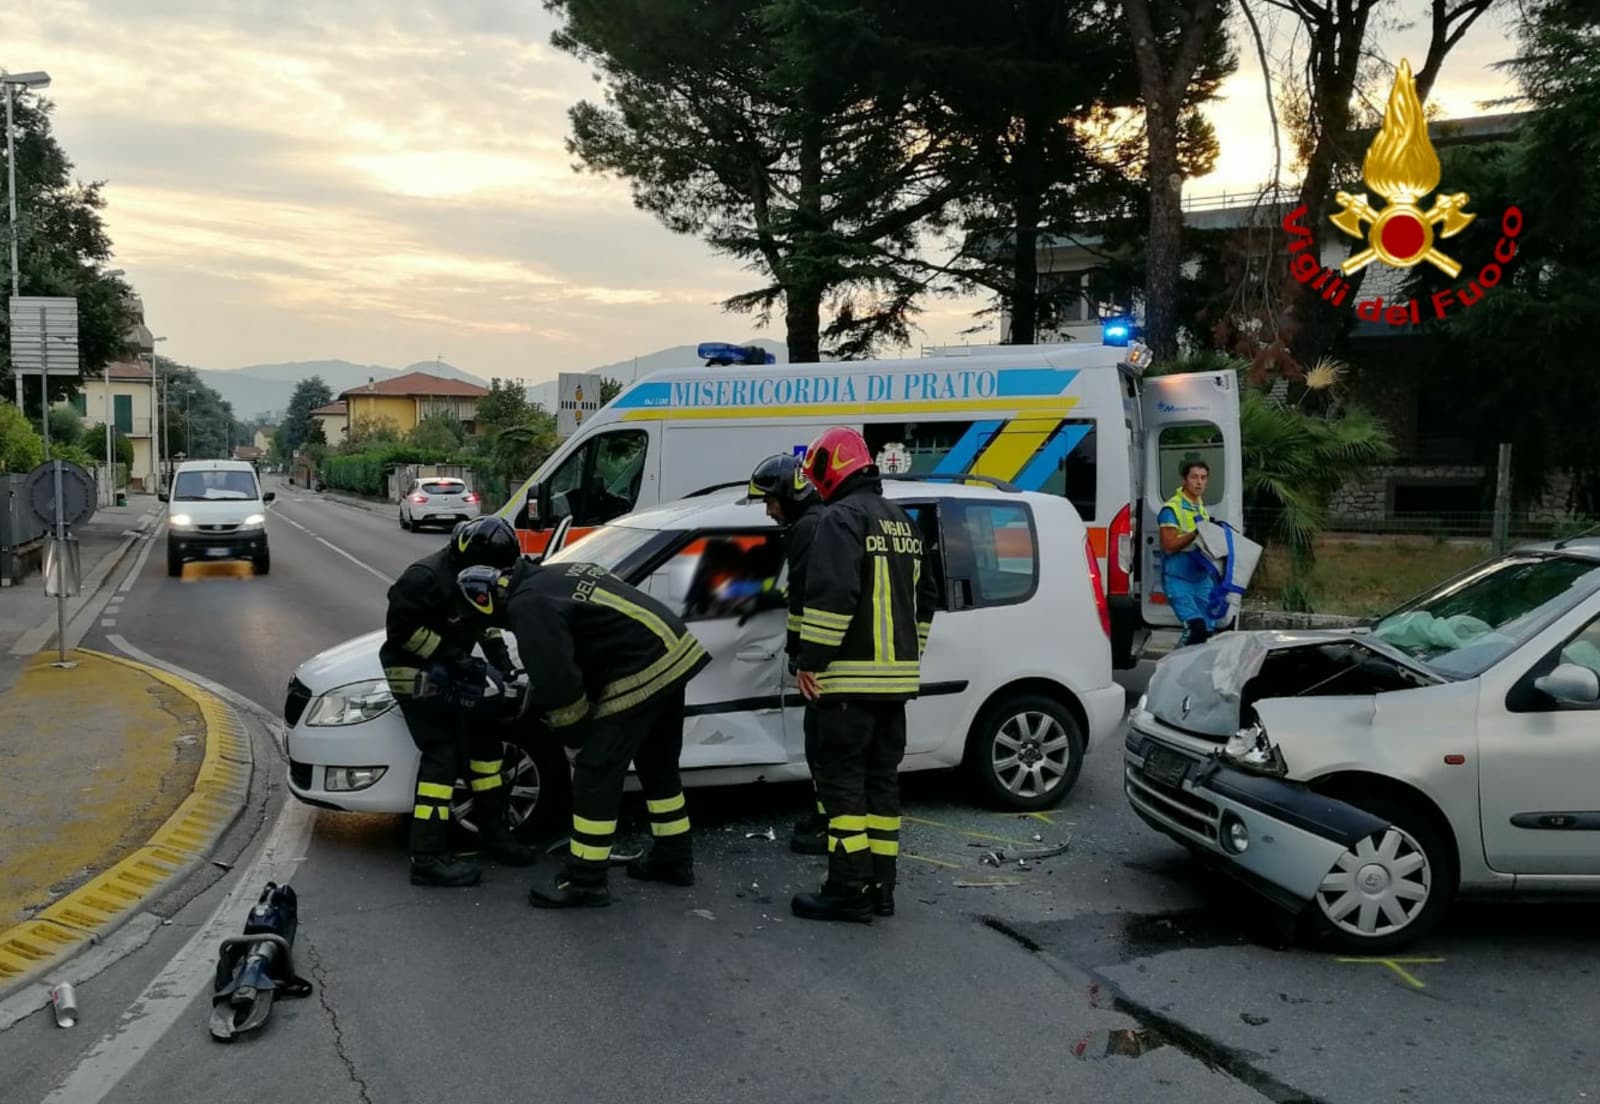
[541,524,660,571]
[1372,554,1600,679]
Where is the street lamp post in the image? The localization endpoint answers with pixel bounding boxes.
[99,268,124,505]
[3,69,52,409]
[149,335,167,490]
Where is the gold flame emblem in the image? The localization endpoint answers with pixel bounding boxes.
[1330,59,1474,277]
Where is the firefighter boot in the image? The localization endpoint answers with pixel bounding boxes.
[791,880,874,924]
[528,862,612,909]
[410,853,482,887]
[626,837,694,887]
[871,883,895,917]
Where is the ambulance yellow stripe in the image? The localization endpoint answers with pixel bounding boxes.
[970,417,1067,482]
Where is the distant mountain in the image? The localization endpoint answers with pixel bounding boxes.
[525,339,788,411]
[198,359,489,418]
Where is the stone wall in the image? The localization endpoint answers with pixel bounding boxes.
[1327,464,1488,521]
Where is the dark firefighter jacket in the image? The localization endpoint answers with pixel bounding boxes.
[782,504,822,659]
[796,477,938,701]
[381,546,513,699]
[500,560,710,742]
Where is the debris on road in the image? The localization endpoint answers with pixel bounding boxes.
[745,827,777,841]
[1032,832,1044,842]
[211,861,233,871]
[691,908,716,921]
[980,850,1005,866]
[1240,1012,1270,1027]
[50,982,78,1028]
[954,878,1024,888]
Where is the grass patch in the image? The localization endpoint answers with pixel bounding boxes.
[1246,535,1494,617]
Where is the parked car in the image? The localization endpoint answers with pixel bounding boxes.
[399,477,481,531]
[1125,537,1600,952]
[284,477,1125,836]
[161,459,274,576]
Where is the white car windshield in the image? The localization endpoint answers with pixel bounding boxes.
[541,524,659,571]
[173,470,257,501]
[1372,553,1600,679]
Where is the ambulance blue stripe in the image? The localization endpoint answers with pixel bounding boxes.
[1015,423,1094,491]
[933,420,1004,475]
[995,368,1078,398]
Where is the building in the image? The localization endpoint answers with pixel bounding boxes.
[232,445,263,465]
[71,358,158,492]
[253,427,275,454]
[309,401,348,444]
[339,372,487,437]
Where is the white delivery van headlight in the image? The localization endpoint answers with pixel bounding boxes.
[304,679,396,726]
[240,513,266,529]
[169,513,195,529]
[1223,722,1287,776]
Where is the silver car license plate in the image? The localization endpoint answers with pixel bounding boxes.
[1142,746,1191,788]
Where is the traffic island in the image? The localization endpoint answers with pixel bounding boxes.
[0,648,252,997]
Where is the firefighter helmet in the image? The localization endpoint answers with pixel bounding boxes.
[449,515,521,571]
[747,453,818,508]
[455,565,508,620]
[803,427,874,501]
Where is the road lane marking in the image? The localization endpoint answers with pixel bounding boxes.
[273,507,392,584]
[903,815,1038,847]
[903,853,961,869]
[118,525,160,593]
[1335,956,1445,989]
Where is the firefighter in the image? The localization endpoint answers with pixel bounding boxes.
[791,427,938,923]
[455,557,710,908]
[382,515,538,887]
[745,452,828,855]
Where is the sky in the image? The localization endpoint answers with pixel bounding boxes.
[6,1,1525,385]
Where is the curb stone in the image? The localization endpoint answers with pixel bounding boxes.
[0,649,253,1000]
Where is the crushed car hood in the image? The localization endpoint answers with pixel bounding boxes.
[1144,630,1439,738]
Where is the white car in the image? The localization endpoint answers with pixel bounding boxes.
[162,459,274,576]
[399,477,482,531]
[284,478,1126,835]
[1126,537,1600,952]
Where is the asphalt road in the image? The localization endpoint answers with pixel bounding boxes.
[2,476,1596,1104]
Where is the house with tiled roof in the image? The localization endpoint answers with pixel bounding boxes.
[339,372,489,436]
[309,400,348,443]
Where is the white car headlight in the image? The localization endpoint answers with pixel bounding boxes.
[240,513,266,529]
[1223,722,1288,776]
[304,679,397,726]
[169,513,195,529]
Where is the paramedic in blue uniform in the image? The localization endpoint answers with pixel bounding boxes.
[1158,459,1218,647]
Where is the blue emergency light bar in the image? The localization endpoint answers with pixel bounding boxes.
[699,342,776,366]
[1101,318,1137,347]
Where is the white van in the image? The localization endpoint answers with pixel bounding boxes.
[500,336,1243,666]
[161,459,274,576]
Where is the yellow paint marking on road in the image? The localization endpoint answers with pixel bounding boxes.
[903,815,1035,847]
[1335,956,1445,989]
[902,853,961,870]
[995,811,1057,826]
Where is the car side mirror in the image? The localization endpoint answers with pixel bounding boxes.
[1534,663,1600,705]
[523,482,544,528]
[262,491,276,503]
[157,491,169,503]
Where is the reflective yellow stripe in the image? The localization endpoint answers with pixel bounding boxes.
[406,627,442,659]
[384,666,420,695]
[830,814,868,831]
[413,804,434,820]
[786,613,803,631]
[1163,491,1209,534]
[872,555,893,662]
[869,839,900,856]
[417,781,454,800]
[570,840,612,862]
[837,833,870,854]
[470,775,502,792]
[596,633,701,703]
[651,817,690,837]
[647,794,686,815]
[799,626,846,646]
[822,660,918,676]
[469,760,502,774]
[867,814,901,831]
[590,586,676,648]
[593,637,707,719]
[546,695,590,729]
[816,678,920,695]
[802,607,852,628]
[437,805,449,820]
[573,815,617,836]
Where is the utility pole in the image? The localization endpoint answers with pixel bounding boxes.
[1492,442,1514,555]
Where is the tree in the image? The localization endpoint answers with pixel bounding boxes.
[346,416,401,449]
[599,377,623,405]
[548,0,968,361]
[0,403,43,473]
[277,377,334,458]
[408,413,467,453]
[48,404,84,446]
[159,362,245,460]
[1123,0,1233,357]
[0,87,133,410]
[476,377,534,435]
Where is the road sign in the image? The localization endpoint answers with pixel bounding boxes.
[557,372,603,437]
[23,459,96,528]
[8,296,80,375]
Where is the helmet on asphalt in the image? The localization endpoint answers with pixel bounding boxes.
[747,453,818,509]
[456,565,508,620]
[803,427,874,502]
[449,515,520,571]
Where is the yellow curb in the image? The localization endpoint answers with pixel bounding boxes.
[0,649,253,994]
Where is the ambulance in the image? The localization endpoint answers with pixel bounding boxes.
[497,329,1243,667]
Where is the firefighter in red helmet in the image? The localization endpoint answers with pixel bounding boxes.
[791,427,938,923]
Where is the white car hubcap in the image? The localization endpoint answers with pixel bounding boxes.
[452,741,542,833]
[992,711,1071,798]
[1316,825,1431,938]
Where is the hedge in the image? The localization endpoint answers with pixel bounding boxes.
[319,445,477,497]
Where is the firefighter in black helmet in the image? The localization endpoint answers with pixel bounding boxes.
[745,452,828,854]
[456,557,710,908]
[382,514,538,887]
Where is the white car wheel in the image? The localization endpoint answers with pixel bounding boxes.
[968,693,1084,810]
[1316,824,1432,940]
[450,739,566,839]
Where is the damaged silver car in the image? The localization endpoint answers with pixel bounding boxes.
[1125,538,1600,952]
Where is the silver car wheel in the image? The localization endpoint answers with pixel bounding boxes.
[1316,825,1432,939]
[991,711,1072,799]
[451,741,542,833]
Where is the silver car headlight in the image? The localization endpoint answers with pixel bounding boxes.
[169,513,196,529]
[239,513,266,530]
[1222,722,1288,776]
[304,679,397,726]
